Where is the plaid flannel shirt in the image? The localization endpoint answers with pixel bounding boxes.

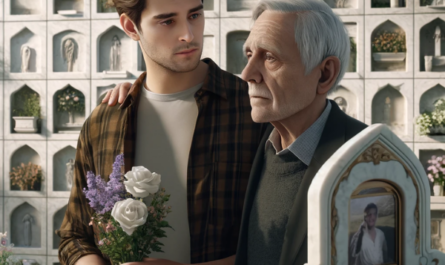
[57,58,267,265]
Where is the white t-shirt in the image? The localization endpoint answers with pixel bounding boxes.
[354,228,386,265]
[134,82,201,263]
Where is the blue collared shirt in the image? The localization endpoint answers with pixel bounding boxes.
[266,100,332,166]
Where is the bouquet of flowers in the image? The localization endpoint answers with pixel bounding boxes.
[83,154,172,265]
[0,232,14,265]
[371,30,406,53]
[57,88,85,114]
[427,155,445,185]
[416,98,445,135]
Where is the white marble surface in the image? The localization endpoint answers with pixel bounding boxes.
[414,0,445,13]
[365,79,414,142]
[47,80,90,140]
[220,18,252,72]
[364,15,414,78]
[307,124,444,265]
[221,0,258,17]
[4,197,47,255]
[341,16,365,79]
[329,0,364,15]
[4,22,47,80]
[4,141,47,197]
[329,79,365,122]
[202,18,221,65]
[48,20,91,79]
[47,199,68,255]
[47,141,77,198]
[365,0,414,14]
[48,0,90,20]
[4,0,46,21]
[0,23,3,80]
[0,0,3,20]
[3,80,47,140]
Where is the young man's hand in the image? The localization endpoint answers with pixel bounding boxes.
[102,82,133,106]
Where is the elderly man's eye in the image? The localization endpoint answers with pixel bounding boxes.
[265,53,275,62]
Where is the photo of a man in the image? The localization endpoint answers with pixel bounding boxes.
[349,195,396,265]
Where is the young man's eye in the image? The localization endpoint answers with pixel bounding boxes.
[161,19,173,25]
[190,13,200,19]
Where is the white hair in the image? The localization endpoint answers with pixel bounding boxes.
[252,0,350,90]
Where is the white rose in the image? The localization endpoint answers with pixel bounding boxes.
[124,166,161,198]
[111,198,148,236]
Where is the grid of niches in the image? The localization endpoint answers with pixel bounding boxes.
[0,0,444,263]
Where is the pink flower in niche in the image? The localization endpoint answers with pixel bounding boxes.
[65,96,70,100]
[74,97,79,102]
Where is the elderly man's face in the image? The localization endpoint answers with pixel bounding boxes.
[242,11,321,123]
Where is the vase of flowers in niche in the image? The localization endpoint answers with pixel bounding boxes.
[427,155,445,196]
[12,92,41,133]
[416,99,445,135]
[57,88,85,126]
[372,30,406,62]
[99,0,116,12]
[9,162,43,191]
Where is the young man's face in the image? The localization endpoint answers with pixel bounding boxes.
[137,0,205,73]
[364,208,377,229]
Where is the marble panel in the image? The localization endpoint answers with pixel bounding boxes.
[414,79,445,143]
[341,16,365,79]
[414,0,445,13]
[4,22,46,80]
[4,141,47,197]
[202,18,220,65]
[204,0,220,18]
[4,0,46,21]
[48,21,91,79]
[47,199,69,255]
[47,141,77,198]
[326,0,364,15]
[48,0,90,20]
[91,0,118,19]
[0,198,3,233]
[328,79,365,122]
[220,18,251,73]
[0,0,3,20]
[3,81,47,140]
[221,0,258,17]
[365,0,414,14]
[91,20,137,79]
[415,14,445,78]
[47,80,90,140]
[0,23,3,80]
[365,15,414,78]
[4,197,46,255]
[365,79,414,141]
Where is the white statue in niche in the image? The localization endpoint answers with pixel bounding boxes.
[21,45,31,73]
[110,35,121,71]
[383,97,391,125]
[66,158,75,189]
[22,213,34,247]
[334,96,347,112]
[62,38,77,72]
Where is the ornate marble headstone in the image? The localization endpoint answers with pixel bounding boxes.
[62,38,77,72]
[21,45,31,73]
[65,159,74,189]
[110,35,121,71]
[22,213,34,247]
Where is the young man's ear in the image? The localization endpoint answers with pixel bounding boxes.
[120,14,140,41]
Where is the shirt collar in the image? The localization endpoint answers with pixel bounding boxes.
[119,58,226,110]
[266,100,332,166]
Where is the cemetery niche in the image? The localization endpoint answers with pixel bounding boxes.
[371,21,407,72]
[54,0,84,16]
[11,28,39,73]
[328,86,358,119]
[11,202,41,248]
[371,0,406,7]
[10,85,41,133]
[344,22,358,73]
[53,146,76,191]
[98,26,131,78]
[53,30,84,73]
[416,85,445,136]
[371,85,405,135]
[425,0,445,8]
[9,145,42,191]
[227,31,249,75]
[96,84,114,105]
[53,205,67,249]
[10,0,41,15]
[53,85,85,134]
[420,19,445,72]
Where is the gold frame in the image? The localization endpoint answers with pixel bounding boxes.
[348,180,402,265]
[331,140,420,265]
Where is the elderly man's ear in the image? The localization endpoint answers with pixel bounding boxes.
[316,56,341,95]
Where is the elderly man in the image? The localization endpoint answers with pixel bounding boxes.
[107,0,367,264]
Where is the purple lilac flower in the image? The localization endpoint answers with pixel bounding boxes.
[83,154,127,214]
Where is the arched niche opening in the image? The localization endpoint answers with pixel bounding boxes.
[53,205,67,249]
[98,26,131,72]
[344,22,357,72]
[10,85,41,133]
[54,0,84,15]
[371,21,406,72]
[11,28,39,73]
[227,31,249,75]
[11,0,41,14]
[328,86,357,119]
[53,85,85,133]
[371,0,405,7]
[97,0,116,13]
[97,84,114,106]
[324,0,358,8]
[348,181,401,264]
[419,84,445,114]
[137,45,146,72]
[371,85,405,135]
[227,0,258,11]
[11,202,41,248]
[420,18,445,72]
[53,30,84,72]
[10,145,41,191]
[53,146,76,191]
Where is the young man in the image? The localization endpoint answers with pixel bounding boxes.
[57,1,266,264]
